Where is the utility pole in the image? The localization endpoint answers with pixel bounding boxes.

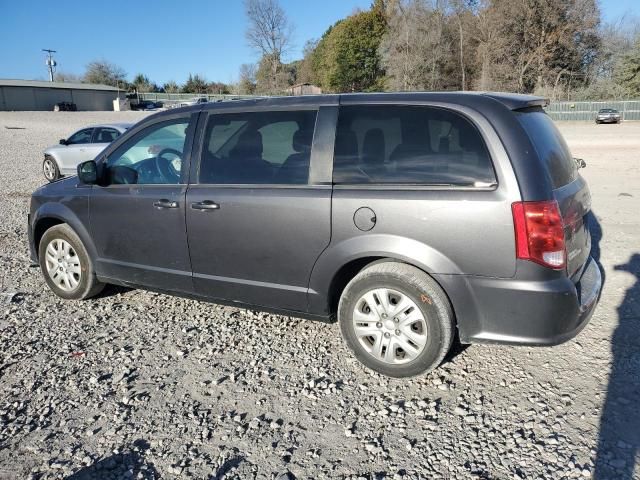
[42,49,57,82]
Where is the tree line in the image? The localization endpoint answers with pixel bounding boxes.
[241,0,640,100]
[56,0,640,100]
[56,64,233,95]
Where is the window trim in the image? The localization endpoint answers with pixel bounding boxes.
[331,104,499,190]
[193,107,320,187]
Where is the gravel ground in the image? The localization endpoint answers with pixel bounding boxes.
[0,112,639,480]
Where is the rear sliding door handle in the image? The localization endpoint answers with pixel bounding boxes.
[153,199,179,209]
[191,200,220,211]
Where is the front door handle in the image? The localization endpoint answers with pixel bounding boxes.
[191,200,220,211]
[153,199,179,209]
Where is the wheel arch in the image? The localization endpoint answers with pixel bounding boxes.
[43,151,62,168]
[32,205,97,262]
[308,235,461,319]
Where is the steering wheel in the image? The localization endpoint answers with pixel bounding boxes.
[156,148,183,183]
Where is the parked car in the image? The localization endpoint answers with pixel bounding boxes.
[53,102,77,112]
[595,108,621,124]
[177,97,208,108]
[42,124,132,182]
[132,99,163,111]
[28,93,602,378]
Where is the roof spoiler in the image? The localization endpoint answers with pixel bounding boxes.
[516,97,550,110]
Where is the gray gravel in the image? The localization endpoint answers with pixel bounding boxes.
[0,112,639,479]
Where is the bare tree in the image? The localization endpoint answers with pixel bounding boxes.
[84,60,127,87]
[380,0,449,91]
[448,0,469,90]
[55,72,83,83]
[244,0,294,93]
[237,63,257,94]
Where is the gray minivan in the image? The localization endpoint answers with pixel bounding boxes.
[28,93,602,377]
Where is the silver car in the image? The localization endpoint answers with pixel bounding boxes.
[42,123,132,182]
[595,108,621,124]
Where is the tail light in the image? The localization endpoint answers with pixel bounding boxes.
[512,201,566,270]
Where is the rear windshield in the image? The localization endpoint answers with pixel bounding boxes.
[516,109,577,188]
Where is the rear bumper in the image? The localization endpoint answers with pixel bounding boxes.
[436,257,602,346]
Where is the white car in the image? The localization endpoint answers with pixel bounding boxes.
[177,97,208,108]
[42,123,132,182]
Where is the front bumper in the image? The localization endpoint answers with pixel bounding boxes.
[436,257,602,345]
[596,117,620,123]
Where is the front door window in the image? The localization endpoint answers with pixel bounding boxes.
[105,119,190,185]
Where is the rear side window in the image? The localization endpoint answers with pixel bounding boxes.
[94,127,120,143]
[516,109,577,188]
[199,110,317,185]
[333,105,496,186]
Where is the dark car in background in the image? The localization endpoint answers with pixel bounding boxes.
[53,101,77,112]
[132,99,163,111]
[595,108,621,124]
[28,92,602,378]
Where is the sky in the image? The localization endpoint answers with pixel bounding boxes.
[0,0,637,86]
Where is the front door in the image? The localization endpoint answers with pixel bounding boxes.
[60,127,94,173]
[89,114,197,293]
[186,108,331,312]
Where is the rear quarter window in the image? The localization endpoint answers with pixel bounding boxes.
[333,105,496,186]
[516,109,577,188]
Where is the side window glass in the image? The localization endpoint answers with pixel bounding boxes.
[94,128,120,143]
[333,106,496,186]
[199,110,317,185]
[67,129,93,145]
[105,119,190,185]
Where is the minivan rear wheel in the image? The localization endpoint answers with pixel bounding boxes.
[39,224,104,300]
[338,262,454,378]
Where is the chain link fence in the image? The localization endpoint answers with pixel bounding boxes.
[139,93,640,121]
[545,100,640,121]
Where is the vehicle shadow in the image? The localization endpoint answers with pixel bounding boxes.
[594,253,640,479]
[588,211,605,285]
[93,283,133,299]
[65,439,158,480]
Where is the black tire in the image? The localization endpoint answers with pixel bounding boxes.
[338,261,454,378]
[43,156,61,182]
[38,224,104,300]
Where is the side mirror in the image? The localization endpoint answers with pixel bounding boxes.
[59,138,67,145]
[77,160,98,184]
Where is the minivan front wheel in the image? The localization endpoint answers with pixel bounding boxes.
[39,224,104,300]
[338,262,454,378]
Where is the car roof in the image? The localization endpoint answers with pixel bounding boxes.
[153,91,548,118]
[82,123,133,131]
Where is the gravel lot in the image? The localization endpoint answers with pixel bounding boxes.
[0,112,638,480]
